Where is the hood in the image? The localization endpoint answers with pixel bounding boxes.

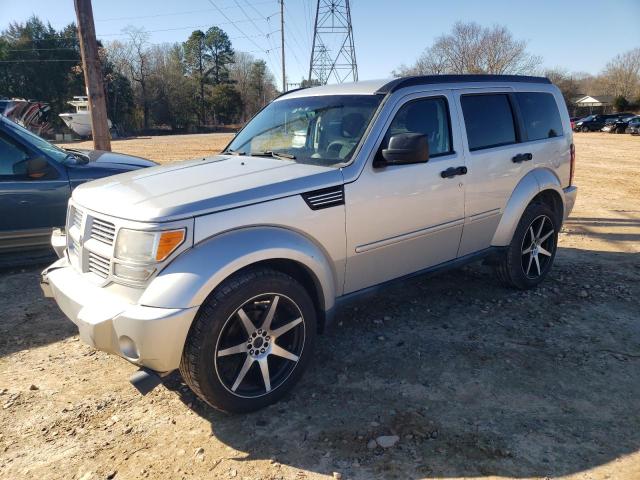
[69,149,157,168]
[72,155,343,222]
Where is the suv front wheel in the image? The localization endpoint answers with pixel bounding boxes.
[495,202,559,289]
[180,268,317,413]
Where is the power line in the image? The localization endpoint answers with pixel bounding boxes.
[204,0,275,56]
[96,18,266,37]
[94,0,276,23]
[233,0,281,87]
[0,59,80,63]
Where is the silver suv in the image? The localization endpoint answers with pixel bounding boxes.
[41,75,578,412]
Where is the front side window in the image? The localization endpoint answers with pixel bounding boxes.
[1,117,68,163]
[382,97,453,157]
[226,94,383,166]
[515,92,563,141]
[461,94,517,151]
[0,133,30,178]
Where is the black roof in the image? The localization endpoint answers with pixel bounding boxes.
[377,74,551,94]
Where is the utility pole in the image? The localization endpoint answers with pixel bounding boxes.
[74,0,111,151]
[280,0,286,92]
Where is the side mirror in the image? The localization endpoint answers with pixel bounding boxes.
[376,133,429,167]
[13,156,53,179]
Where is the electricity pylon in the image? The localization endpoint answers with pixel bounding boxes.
[308,0,358,85]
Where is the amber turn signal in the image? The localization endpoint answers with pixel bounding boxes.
[155,229,185,261]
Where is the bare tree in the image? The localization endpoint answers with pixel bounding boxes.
[395,22,541,76]
[229,51,277,122]
[600,48,640,99]
[107,27,151,129]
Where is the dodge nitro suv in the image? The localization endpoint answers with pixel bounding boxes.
[41,75,578,412]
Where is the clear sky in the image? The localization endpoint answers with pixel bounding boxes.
[1,0,639,86]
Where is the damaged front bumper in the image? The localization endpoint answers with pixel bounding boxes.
[41,255,198,373]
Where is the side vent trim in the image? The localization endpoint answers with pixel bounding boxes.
[301,185,345,210]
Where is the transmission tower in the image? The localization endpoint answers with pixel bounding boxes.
[308,0,358,85]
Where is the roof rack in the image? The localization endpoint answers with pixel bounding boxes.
[276,86,309,99]
[376,74,551,94]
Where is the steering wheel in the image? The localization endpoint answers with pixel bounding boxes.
[327,140,348,158]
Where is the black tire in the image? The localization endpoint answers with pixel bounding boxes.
[495,202,559,290]
[179,268,317,413]
[581,125,590,132]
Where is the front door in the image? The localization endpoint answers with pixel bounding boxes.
[0,132,70,250]
[344,91,466,293]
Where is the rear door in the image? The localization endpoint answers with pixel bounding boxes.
[454,89,532,256]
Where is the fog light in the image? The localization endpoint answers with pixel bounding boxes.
[114,263,155,282]
[119,335,139,360]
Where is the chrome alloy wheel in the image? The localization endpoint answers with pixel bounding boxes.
[214,293,306,398]
[521,214,555,279]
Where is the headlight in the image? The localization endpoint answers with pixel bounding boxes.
[115,228,185,263]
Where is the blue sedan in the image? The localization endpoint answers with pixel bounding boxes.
[0,115,156,252]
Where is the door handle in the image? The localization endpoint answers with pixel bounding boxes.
[512,153,533,163]
[440,166,467,178]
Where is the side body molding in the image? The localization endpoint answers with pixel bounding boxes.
[491,168,565,246]
[139,226,337,313]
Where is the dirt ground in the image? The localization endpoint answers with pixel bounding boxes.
[1,132,639,480]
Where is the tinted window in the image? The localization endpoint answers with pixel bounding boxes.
[0,133,30,178]
[515,92,563,140]
[461,94,516,151]
[383,97,452,157]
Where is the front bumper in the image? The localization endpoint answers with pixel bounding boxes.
[41,255,198,372]
[563,185,578,220]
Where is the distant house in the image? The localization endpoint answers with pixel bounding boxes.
[572,94,614,115]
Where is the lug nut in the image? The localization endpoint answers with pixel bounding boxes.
[250,350,254,355]
[258,329,263,334]
[260,348,265,353]
[265,336,270,341]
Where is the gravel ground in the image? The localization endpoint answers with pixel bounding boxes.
[1,132,639,480]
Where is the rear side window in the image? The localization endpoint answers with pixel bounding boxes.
[461,94,517,151]
[515,92,563,140]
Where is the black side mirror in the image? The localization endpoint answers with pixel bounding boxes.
[376,133,429,167]
[13,156,53,179]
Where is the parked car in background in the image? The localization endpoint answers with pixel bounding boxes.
[608,115,639,134]
[41,74,577,413]
[627,116,640,135]
[573,113,628,132]
[601,117,619,133]
[0,115,156,252]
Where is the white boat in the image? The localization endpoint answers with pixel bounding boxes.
[59,96,112,137]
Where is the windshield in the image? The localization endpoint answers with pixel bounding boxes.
[226,94,383,166]
[1,116,69,163]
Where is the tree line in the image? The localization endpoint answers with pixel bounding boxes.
[0,16,278,134]
[1,17,638,137]
[396,22,640,111]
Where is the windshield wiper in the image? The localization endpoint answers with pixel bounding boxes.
[250,150,296,160]
[222,149,245,156]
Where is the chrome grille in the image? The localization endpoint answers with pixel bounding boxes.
[88,251,110,278]
[72,207,83,229]
[71,237,81,255]
[90,218,116,245]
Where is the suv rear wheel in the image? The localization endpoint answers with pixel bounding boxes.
[495,202,559,289]
[180,268,317,413]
